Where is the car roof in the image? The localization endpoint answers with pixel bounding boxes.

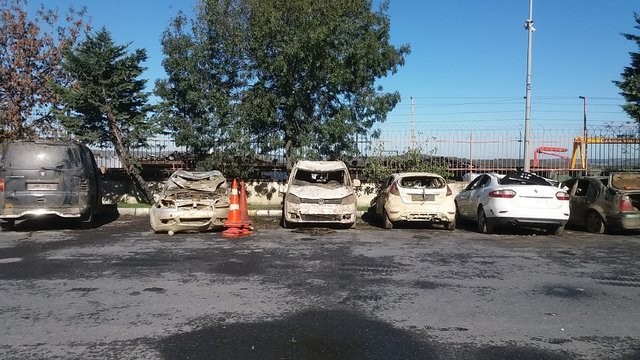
[293,160,347,171]
[392,172,445,178]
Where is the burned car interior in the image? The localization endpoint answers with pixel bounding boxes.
[292,169,349,186]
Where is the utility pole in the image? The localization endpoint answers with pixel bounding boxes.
[579,96,588,175]
[523,0,535,172]
[410,96,415,149]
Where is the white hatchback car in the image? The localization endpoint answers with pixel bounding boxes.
[281,160,360,228]
[455,170,570,235]
[371,172,456,230]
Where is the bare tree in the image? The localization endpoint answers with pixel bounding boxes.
[0,0,89,139]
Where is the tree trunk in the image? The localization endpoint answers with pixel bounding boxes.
[107,112,154,203]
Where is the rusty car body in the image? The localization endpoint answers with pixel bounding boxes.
[149,170,229,235]
[561,172,640,233]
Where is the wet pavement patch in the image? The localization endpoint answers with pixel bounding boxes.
[143,287,166,293]
[543,285,589,298]
[212,259,262,276]
[293,227,337,235]
[414,280,445,289]
[157,309,576,360]
[68,287,99,293]
[158,309,436,359]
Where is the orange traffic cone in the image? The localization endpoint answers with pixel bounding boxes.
[239,180,254,236]
[222,179,244,238]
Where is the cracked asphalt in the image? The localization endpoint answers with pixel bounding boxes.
[0,214,639,359]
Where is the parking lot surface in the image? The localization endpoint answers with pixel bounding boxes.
[0,215,639,359]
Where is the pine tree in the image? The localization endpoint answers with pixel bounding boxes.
[55,28,155,203]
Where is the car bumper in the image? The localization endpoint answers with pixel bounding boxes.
[0,207,88,219]
[486,216,567,228]
[606,213,640,232]
[149,207,228,233]
[386,207,454,224]
[284,203,356,225]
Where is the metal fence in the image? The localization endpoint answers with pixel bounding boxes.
[93,125,640,179]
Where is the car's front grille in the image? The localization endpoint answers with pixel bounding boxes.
[300,198,342,205]
[300,214,342,221]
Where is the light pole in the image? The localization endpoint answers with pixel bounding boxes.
[523,0,534,172]
[579,96,587,175]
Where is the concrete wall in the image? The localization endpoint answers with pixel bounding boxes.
[101,178,468,208]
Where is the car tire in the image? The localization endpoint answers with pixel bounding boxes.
[0,220,15,231]
[585,211,605,234]
[446,219,456,231]
[281,216,295,229]
[383,210,393,230]
[79,208,95,229]
[551,225,565,236]
[477,207,494,234]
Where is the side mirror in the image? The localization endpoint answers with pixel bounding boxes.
[352,178,361,187]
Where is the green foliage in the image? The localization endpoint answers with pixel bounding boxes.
[615,12,640,126]
[55,28,156,202]
[55,28,155,148]
[362,145,453,185]
[155,0,410,172]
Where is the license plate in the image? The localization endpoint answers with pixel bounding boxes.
[411,194,435,201]
[27,183,57,191]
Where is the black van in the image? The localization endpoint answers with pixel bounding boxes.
[0,140,101,229]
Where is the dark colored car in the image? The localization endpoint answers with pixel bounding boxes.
[0,140,101,229]
[561,172,640,233]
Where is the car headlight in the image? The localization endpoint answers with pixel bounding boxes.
[286,193,301,204]
[341,194,356,205]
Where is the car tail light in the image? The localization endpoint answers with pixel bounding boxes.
[555,191,570,200]
[489,189,516,198]
[446,184,452,196]
[390,182,399,195]
[0,178,4,192]
[619,196,634,212]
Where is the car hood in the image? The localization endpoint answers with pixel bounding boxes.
[288,183,353,199]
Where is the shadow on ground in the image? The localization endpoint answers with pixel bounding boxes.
[157,309,573,360]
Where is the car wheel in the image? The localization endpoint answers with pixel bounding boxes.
[0,220,15,231]
[551,225,565,236]
[383,210,393,230]
[446,218,456,231]
[281,216,289,229]
[585,211,605,234]
[79,208,95,229]
[477,207,494,234]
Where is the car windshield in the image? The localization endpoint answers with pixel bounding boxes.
[292,169,347,186]
[2,143,82,169]
[398,176,445,189]
[498,170,555,186]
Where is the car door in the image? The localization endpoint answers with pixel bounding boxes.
[567,178,592,227]
[456,174,488,218]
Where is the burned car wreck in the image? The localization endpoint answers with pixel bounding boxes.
[149,170,230,235]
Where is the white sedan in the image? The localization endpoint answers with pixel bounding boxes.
[454,171,570,235]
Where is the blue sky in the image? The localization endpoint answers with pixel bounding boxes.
[28,0,640,134]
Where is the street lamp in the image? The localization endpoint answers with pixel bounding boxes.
[579,96,587,175]
[523,0,535,172]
